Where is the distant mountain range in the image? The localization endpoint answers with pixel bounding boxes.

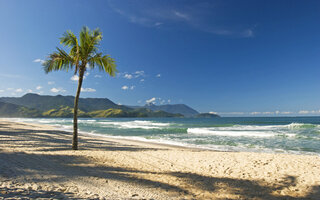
[128,103,199,117]
[0,93,128,112]
[0,93,219,118]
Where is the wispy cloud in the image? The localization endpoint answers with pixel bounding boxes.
[216,110,319,116]
[156,74,161,78]
[94,75,102,78]
[71,75,79,81]
[121,85,135,90]
[0,90,4,93]
[173,10,190,20]
[109,1,256,38]
[36,86,42,90]
[146,97,157,104]
[71,74,87,82]
[120,71,145,80]
[121,85,129,90]
[145,97,171,105]
[15,88,23,93]
[50,88,66,93]
[33,58,45,64]
[124,74,133,79]
[81,88,96,92]
[48,81,55,85]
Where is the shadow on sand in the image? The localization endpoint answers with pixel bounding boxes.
[0,123,319,199]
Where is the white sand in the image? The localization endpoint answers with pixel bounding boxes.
[0,120,319,199]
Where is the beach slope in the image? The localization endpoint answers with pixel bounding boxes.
[0,120,319,199]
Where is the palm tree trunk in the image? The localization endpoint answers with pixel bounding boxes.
[72,68,85,150]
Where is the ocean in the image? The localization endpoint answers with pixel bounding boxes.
[9,117,320,155]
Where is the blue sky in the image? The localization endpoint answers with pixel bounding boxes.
[0,0,320,116]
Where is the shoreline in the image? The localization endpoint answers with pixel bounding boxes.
[3,117,320,157]
[0,119,320,199]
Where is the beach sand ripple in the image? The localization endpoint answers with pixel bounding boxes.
[0,120,319,199]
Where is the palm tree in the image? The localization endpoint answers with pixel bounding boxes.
[43,26,117,150]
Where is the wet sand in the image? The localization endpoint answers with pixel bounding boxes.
[0,119,319,199]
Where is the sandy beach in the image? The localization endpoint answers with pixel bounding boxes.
[0,120,319,199]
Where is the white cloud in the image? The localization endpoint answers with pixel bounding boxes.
[50,88,66,93]
[218,112,245,115]
[121,85,129,90]
[33,58,45,64]
[94,75,102,78]
[81,88,96,92]
[262,112,274,115]
[167,99,171,103]
[298,110,310,114]
[154,22,163,26]
[15,88,23,93]
[250,112,261,115]
[146,97,157,104]
[140,79,145,82]
[109,3,254,38]
[26,89,33,93]
[121,71,145,79]
[137,100,142,104]
[156,74,161,78]
[134,71,145,78]
[281,111,292,115]
[173,10,189,20]
[48,81,55,85]
[121,85,135,90]
[71,74,87,82]
[71,75,79,81]
[124,74,133,79]
[36,86,42,90]
[209,111,218,114]
[118,102,122,105]
[7,88,14,91]
[0,90,4,93]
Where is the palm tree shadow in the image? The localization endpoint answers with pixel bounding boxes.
[1,151,319,199]
[167,171,317,199]
[1,123,319,199]
[0,127,165,152]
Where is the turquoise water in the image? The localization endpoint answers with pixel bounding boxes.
[10,117,320,155]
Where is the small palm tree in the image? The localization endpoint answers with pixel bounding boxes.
[43,26,117,150]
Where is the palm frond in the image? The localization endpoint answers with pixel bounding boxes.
[60,30,78,48]
[42,47,74,73]
[79,26,103,59]
[88,53,117,76]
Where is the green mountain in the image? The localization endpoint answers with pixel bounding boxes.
[0,95,184,118]
[195,113,220,118]
[42,106,90,118]
[0,101,41,117]
[129,103,199,117]
[0,93,130,112]
[88,108,183,118]
[0,94,206,118]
